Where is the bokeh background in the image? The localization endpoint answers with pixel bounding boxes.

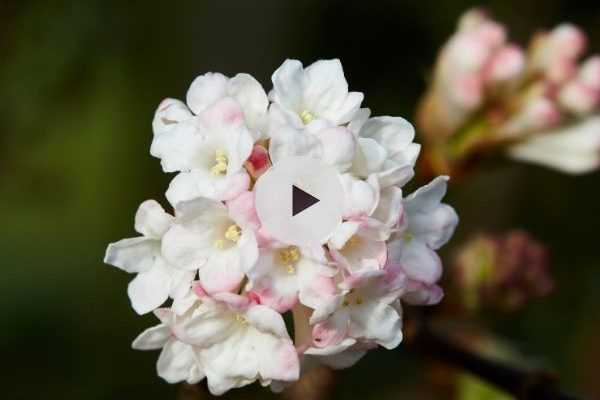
[2,0,600,399]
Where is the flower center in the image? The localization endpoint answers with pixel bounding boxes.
[214,224,242,249]
[403,232,414,243]
[278,246,300,274]
[344,235,362,251]
[235,314,248,326]
[211,149,229,175]
[299,110,315,124]
[342,289,364,307]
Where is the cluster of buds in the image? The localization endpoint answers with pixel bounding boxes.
[417,8,600,176]
[451,231,554,313]
[104,59,458,395]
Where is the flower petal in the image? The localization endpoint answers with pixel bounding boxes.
[127,260,172,314]
[186,72,228,115]
[132,324,170,350]
[134,200,173,238]
[104,237,159,274]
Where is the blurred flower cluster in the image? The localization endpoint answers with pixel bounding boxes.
[104,59,458,395]
[417,8,600,176]
[451,230,554,313]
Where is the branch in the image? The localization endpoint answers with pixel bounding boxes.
[406,319,580,400]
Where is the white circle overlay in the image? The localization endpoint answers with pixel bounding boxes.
[254,156,344,247]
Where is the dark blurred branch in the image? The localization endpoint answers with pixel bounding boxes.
[407,318,580,400]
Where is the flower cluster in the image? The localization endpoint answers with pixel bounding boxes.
[417,9,600,175]
[104,59,458,395]
[452,231,553,313]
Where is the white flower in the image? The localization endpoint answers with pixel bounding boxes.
[177,293,300,395]
[269,59,363,128]
[132,307,205,384]
[508,116,600,174]
[161,197,259,295]
[310,267,405,350]
[151,98,254,205]
[387,176,458,288]
[269,124,356,172]
[328,221,388,274]
[246,244,337,313]
[186,72,269,139]
[328,185,404,274]
[104,200,195,314]
[351,115,420,188]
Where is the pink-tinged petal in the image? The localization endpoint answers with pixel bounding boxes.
[227,191,260,230]
[198,97,245,128]
[104,237,158,274]
[244,144,271,179]
[134,200,173,239]
[131,324,171,350]
[198,259,245,295]
[312,316,347,348]
[186,72,228,115]
[255,335,300,382]
[212,292,252,311]
[299,275,338,312]
[127,261,172,314]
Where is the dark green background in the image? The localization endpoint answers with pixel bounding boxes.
[2,1,599,398]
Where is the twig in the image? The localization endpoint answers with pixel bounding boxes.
[407,319,581,400]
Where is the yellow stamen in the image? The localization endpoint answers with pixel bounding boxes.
[299,110,315,124]
[355,297,363,305]
[214,239,225,249]
[279,246,300,265]
[235,314,248,325]
[278,246,300,274]
[403,232,414,243]
[224,224,242,242]
[211,149,228,175]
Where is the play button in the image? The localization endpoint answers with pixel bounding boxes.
[292,185,319,216]
[254,156,344,246]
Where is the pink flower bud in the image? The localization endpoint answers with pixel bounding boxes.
[579,56,600,90]
[244,144,271,179]
[551,23,587,60]
[485,45,525,84]
[451,74,484,109]
[558,80,599,115]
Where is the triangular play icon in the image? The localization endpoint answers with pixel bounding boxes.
[292,185,320,216]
